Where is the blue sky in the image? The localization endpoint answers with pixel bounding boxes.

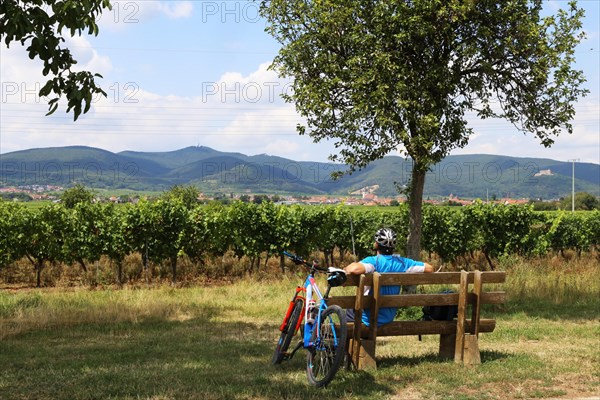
[1,0,598,165]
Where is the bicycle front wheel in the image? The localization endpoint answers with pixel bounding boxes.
[306,304,347,387]
[272,298,304,365]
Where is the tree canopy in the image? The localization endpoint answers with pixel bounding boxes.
[162,185,200,209]
[1,0,111,120]
[561,192,599,211]
[260,0,588,258]
[61,183,94,208]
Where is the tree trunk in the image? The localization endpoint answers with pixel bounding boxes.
[324,250,329,267]
[171,255,177,284]
[78,258,87,273]
[143,251,149,284]
[406,166,427,260]
[280,254,285,273]
[249,256,260,272]
[404,165,427,295]
[143,247,149,271]
[27,255,44,288]
[483,251,495,271]
[36,260,44,288]
[116,259,123,286]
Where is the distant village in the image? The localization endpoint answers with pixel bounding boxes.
[0,184,531,206]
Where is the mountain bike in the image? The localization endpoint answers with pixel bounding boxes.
[272,251,348,387]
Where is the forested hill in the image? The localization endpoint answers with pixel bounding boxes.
[1,145,598,199]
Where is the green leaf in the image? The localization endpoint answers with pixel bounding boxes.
[46,100,59,116]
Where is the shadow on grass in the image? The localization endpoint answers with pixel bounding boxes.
[485,297,600,321]
[377,349,510,369]
[1,309,393,400]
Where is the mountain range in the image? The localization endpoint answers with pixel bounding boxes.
[0,146,598,199]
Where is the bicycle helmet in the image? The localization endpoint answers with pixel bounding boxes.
[374,228,397,251]
[327,267,347,287]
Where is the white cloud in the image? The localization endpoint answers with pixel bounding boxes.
[97,1,193,32]
[206,63,291,106]
[0,59,330,161]
[0,45,45,84]
[0,35,112,91]
[64,36,113,75]
[2,53,598,165]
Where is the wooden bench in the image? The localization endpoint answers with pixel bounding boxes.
[328,270,506,369]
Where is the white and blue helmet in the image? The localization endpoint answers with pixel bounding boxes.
[374,228,397,250]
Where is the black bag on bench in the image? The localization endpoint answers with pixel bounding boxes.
[421,289,458,321]
[418,289,458,341]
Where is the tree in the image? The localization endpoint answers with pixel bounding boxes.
[62,202,105,273]
[261,0,588,259]
[162,185,200,209]
[61,184,94,208]
[124,199,189,283]
[252,194,269,204]
[560,192,599,211]
[21,204,70,287]
[152,199,189,283]
[547,211,590,257]
[100,203,131,285]
[1,0,111,120]
[464,202,536,269]
[228,201,268,270]
[123,200,155,281]
[0,201,28,268]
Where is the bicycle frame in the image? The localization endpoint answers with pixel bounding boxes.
[302,273,329,348]
[277,273,329,349]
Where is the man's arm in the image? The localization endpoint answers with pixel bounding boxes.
[344,262,367,275]
[345,260,435,274]
[405,262,435,273]
[423,263,434,273]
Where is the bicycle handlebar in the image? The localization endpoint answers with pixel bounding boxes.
[282,251,328,273]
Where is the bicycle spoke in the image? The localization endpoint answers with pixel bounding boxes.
[306,305,347,387]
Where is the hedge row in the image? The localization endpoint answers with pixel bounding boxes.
[0,200,598,286]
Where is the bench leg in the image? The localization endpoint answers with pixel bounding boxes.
[349,339,377,370]
[439,334,456,359]
[463,334,481,366]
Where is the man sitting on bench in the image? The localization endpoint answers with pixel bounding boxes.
[343,228,434,326]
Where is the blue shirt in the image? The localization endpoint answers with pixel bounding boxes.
[360,254,425,326]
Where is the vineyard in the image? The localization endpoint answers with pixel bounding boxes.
[1,199,598,287]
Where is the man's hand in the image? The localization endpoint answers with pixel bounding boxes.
[344,262,366,275]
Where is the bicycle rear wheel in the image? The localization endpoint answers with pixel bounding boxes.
[306,304,347,387]
[272,298,304,365]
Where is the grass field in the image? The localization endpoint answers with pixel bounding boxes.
[1,257,599,400]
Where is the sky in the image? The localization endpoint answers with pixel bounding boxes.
[1,0,599,165]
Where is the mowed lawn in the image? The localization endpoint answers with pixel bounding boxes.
[1,259,599,400]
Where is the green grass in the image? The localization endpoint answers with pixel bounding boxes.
[1,262,599,400]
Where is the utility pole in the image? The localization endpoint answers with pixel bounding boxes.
[568,159,580,212]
